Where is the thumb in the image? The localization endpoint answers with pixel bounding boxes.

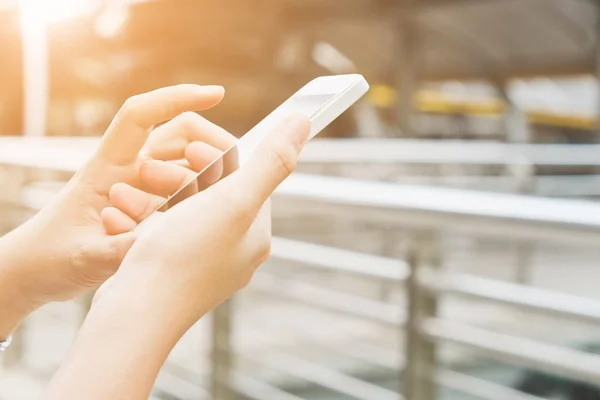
[222,114,310,212]
[105,231,138,268]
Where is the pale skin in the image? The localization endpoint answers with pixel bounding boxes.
[0,84,311,399]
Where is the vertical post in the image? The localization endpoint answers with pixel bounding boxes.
[498,82,531,144]
[403,232,439,400]
[509,158,535,284]
[210,298,234,400]
[379,227,400,302]
[593,2,600,139]
[499,81,536,284]
[19,0,48,137]
[394,2,420,138]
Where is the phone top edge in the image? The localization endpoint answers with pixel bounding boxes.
[295,74,366,97]
[308,76,369,138]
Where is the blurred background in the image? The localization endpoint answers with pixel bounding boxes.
[3,0,600,399]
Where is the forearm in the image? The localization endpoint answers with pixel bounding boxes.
[0,233,39,340]
[42,274,196,400]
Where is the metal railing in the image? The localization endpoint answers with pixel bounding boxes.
[5,136,600,197]
[2,140,600,399]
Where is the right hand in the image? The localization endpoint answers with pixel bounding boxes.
[94,114,310,331]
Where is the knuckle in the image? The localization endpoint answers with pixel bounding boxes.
[121,95,142,116]
[105,240,126,268]
[241,267,255,284]
[268,145,297,178]
[237,274,252,291]
[213,189,255,226]
[231,203,254,226]
[257,238,272,264]
[134,201,156,222]
[178,111,200,129]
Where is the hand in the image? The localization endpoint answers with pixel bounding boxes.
[0,85,236,338]
[98,114,310,328]
[42,114,310,400]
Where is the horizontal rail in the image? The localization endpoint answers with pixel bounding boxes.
[421,318,600,387]
[245,314,543,400]
[5,137,600,243]
[275,174,600,245]
[231,373,305,400]
[251,274,403,327]
[6,137,600,167]
[153,368,208,399]
[164,353,307,400]
[300,139,600,166]
[0,137,94,172]
[434,369,545,400]
[270,237,408,281]
[373,175,600,197]
[420,270,600,325]
[242,352,400,400]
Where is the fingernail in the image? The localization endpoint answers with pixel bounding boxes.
[286,114,310,147]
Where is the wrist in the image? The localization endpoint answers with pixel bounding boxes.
[0,234,41,340]
[92,265,206,347]
[44,275,199,400]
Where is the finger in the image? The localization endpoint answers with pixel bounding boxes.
[87,231,137,275]
[219,114,310,213]
[98,84,225,165]
[144,112,237,160]
[105,232,137,268]
[139,143,224,198]
[139,159,197,198]
[109,182,166,222]
[185,142,224,185]
[101,206,138,235]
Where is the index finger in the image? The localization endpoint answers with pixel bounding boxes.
[219,114,310,213]
[98,84,225,165]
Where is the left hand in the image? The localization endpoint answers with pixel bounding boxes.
[0,84,236,336]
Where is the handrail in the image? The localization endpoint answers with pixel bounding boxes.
[421,318,600,386]
[4,137,600,398]
[5,136,600,167]
[251,274,403,327]
[300,139,600,166]
[420,270,600,325]
[247,312,545,400]
[434,370,545,400]
[6,137,600,244]
[242,352,400,400]
[276,174,600,245]
[231,373,305,400]
[270,237,408,281]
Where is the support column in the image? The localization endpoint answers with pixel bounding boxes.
[19,0,48,137]
[404,232,440,400]
[498,82,531,144]
[595,3,600,141]
[498,83,536,284]
[210,298,234,400]
[394,3,421,138]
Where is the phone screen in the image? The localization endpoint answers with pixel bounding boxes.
[153,92,337,212]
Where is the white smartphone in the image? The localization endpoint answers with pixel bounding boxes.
[137,74,369,228]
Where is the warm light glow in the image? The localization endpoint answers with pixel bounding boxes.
[18,0,99,28]
[312,42,356,75]
[94,5,128,38]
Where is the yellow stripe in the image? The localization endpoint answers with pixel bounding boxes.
[367,84,596,131]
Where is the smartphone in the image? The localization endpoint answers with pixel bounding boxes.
[137,74,369,229]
